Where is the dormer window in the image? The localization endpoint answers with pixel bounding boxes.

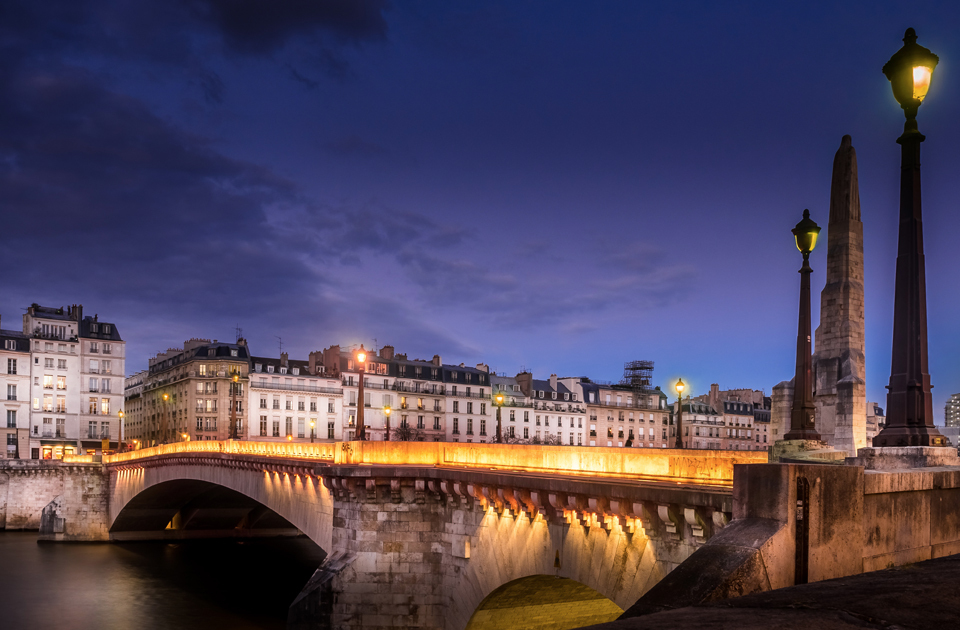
[208,348,215,357]
[572,394,578,401]
[103,324,111,334]
[538,391,543,398]
[267,365,274,374]
[564,393,569,401]
[280,367,287,375]
[292,368,299,375]
[90,323,98,333]
[551,392,557,400]
[230,349,238,357]
[513,385,519,392]
[255,364,262,373]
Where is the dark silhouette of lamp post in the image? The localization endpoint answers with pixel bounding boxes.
[309,420,315,443]
[355,345,367,441]
[785,210,823,441]
[494,393,504,443]
[674,379,684,449]
[874,28,947,447]
[383,405,392,442]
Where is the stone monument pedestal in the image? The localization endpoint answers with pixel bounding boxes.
[769,439,846,463]
[847,446,960,470]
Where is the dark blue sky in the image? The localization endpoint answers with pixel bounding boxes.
[3,1,960,420]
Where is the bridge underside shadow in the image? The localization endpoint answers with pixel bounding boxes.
[110,479,302,541]
[465,575,623,630]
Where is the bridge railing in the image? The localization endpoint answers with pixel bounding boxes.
[100,440,766,487]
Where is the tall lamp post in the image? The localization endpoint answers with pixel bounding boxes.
[674,379,684,449]
[785,210,823,441]
[875,28,947,447]
[118,410,125,452]
[230,373,239,440]
[161,392,169,445]
[310,420,315,444]
[383,406,392,442]
[355,345,367,441]
[494,393,504,443]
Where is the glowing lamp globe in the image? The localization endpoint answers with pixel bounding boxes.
[384,406,392,416]
[495,394,504,405]
[675,379,684,395]
[356,345,367,364]
[883,28,938,113]
[792,210,821,256]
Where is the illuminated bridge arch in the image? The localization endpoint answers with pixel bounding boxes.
[465,575,623,630]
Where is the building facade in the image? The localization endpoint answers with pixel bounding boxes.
[248,352,342,442]
[125,338,248,446]
[22,304,125,459]
[1,323,30,458]
[946,393,960,428]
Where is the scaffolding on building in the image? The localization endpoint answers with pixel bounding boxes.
[619,360,654,398]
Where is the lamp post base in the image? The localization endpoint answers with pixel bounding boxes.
[848,446,959,470]
[770,439,845,463]
[872,426,947,448]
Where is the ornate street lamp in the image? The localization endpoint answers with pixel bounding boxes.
[494,393,504,443]
[383,405,392,442]
[355,345,367,441]
[785,210,822,441]
[309,420,315,443]
[674,379,684,449]
[118,410,125,452]
[875,28,947,447]
[230,373,240,440]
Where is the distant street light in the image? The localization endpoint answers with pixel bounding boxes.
[785,210,823,441]
[874,28,947,447]
[356,345,367,441]
[384,406,392,442]
[310,420,315,444]
[118,410,125,451]
[495,393,504,443]
[675,379,684,449]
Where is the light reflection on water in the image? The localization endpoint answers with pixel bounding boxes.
[0,532,324,630]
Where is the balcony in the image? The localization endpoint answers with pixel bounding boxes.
[254,381,341,395]
[87,429,111,439]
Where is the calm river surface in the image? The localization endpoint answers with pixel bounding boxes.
[0,532,325,630]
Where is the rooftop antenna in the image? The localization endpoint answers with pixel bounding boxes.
[235,324,243,342]
[276,336,283,355]
[373,338,378,353]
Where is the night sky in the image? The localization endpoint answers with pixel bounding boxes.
[3,2,960,420]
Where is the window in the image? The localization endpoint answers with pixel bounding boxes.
[298,400,305,411]
[480,403,486,415]
[328,401,335,413]
[260,398,267,409]
[4,340,15,351]
[103,343,112,355]
[479,419,486,436]
[56,396,66,413]
[285,400,292,410]
[298,419,305,438]
[310,401,317,412]
[88,342,99,353]
[89,397,98,414]
[43,395,53,411]
[102,360,111,374]
[5,359,15,375]
[452,401,459,413]
[285,417,293,436]
[452,418,459,434]
[433,417,441,430]
[328,422,335,439]
[45,358,54,368]
[524,411,529,422]
[6,385,16,401]
[43,375,53,389]
[272,420,280,437]
[466,418,473,435]
[260,416,267,436]
[57,376,66,390]
[101,398,110,415]
[6,410,15,428]
[417,415,424,429]
[466,402,473,414]
[272,399,280,410]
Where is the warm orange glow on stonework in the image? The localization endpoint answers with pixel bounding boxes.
[101,440,766,486]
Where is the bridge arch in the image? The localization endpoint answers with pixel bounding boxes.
[108,459,334,550]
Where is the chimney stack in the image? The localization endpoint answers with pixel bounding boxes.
[380,345,395,360]
[280,352,289,367]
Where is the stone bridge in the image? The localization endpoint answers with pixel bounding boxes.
[77,442,764,629]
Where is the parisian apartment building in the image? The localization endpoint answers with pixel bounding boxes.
[0,304,126,459]
[120,337,780,454]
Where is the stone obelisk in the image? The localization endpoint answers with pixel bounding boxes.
[812,135,867,456]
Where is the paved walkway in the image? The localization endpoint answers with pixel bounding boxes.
[581,553,960,630]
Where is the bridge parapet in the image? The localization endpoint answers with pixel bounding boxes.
[96,440,766,487]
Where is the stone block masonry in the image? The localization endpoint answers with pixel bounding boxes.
[0,460,108,541]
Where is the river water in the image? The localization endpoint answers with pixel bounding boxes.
[0,532,325,630]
